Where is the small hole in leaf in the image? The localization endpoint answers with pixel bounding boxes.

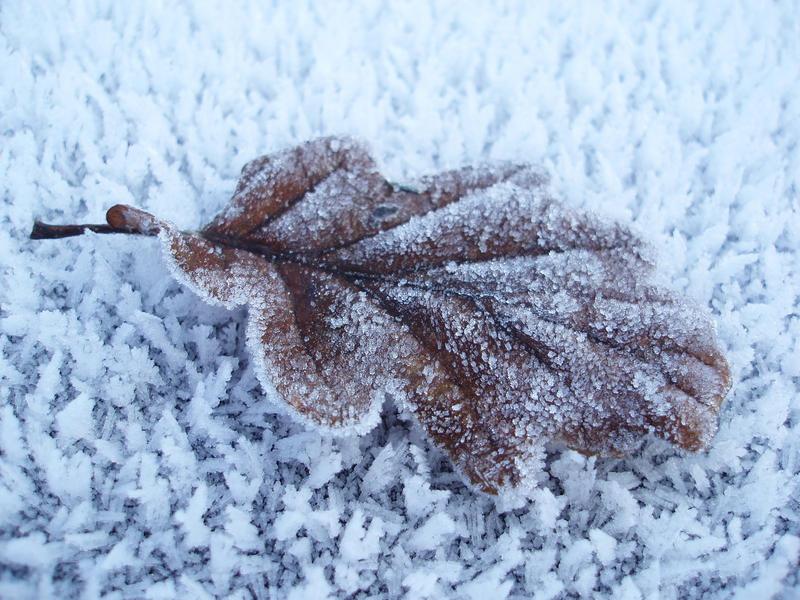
[371,204,399,220]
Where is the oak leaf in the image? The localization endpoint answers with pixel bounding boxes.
[32,136,731,496]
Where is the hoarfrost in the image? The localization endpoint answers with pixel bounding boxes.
[124,136,731,496]
[4,2,798,598]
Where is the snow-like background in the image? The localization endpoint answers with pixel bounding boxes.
[1,1,799,598]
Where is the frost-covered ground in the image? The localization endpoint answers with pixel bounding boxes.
[1,1,799,598]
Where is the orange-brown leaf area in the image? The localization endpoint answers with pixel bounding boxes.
[113,136,730,496]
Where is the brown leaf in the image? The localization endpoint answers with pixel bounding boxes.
[32,136,731,496]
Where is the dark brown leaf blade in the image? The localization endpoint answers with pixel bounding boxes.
[202,136,551,257]
[32,136,732,497]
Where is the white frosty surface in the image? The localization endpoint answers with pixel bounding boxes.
[1,2,799,598]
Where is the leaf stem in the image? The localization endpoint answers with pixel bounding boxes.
[30,222,126,239]
[30,205,159,240]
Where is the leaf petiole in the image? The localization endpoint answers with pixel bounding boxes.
[30,205,160,239]
[30,222,125,239]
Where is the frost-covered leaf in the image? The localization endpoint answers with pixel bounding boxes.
[31,136,731,497]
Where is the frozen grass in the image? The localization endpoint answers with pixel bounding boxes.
[1,1,799,598]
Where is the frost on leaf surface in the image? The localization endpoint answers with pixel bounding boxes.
[41,137,731,496]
